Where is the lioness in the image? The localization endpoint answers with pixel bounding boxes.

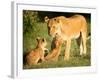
[26,37,48,66]
[45,34,63,61]
[45,15,87,61]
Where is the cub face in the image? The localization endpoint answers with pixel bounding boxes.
[55,35,63,47]
[36,37,47,49]
[52,34,63,48]
[51,34,63,50]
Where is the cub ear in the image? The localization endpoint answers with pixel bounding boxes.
[36,37,40,42]
[42,38,45,42]
[42,38,44,42]
[44,16,49,23]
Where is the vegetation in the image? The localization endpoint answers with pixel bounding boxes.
[23,10,91,69]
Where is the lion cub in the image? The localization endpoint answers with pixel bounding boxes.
[26,37,48,66]
[45,35,63,61]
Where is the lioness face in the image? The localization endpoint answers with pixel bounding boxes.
[47,18,61,37]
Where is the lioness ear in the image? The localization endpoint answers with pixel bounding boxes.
[42,38,45,42]
[44,16,49,23]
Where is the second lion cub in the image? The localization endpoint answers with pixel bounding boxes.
[26,37,48,66]
[45,34,63,61]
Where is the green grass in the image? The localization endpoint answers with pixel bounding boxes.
[23,22,91,69]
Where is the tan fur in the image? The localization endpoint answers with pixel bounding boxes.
[45,15,87,61]
[45,35,63,61]
[26,37,48,66]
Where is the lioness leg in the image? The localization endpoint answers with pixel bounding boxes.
[76,36,83,55]
[82,32,87,55]
[80,40,83,55]
[64,39,71,61]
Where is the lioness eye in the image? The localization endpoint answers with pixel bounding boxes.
[53,26,55,28]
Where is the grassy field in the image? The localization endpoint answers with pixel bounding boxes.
[23,21,91,69]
